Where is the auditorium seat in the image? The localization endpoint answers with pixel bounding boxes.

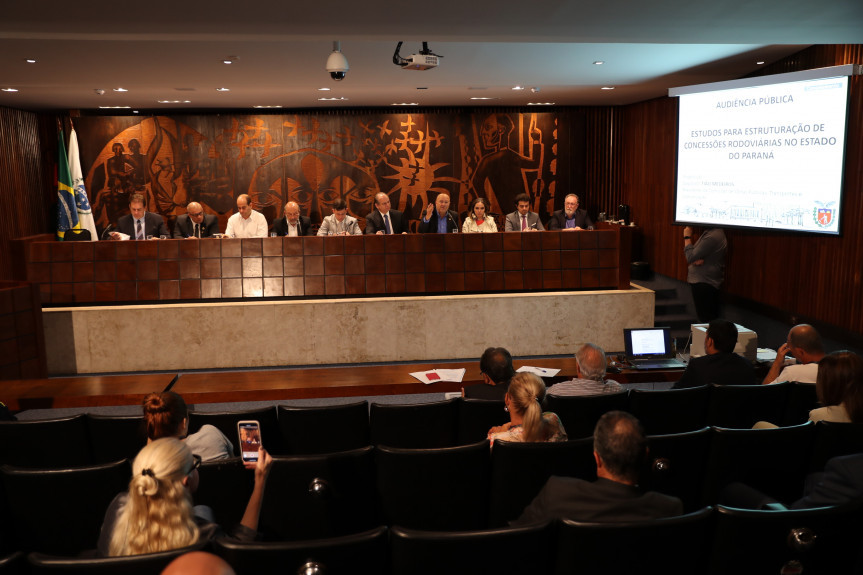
[706,381,790,429]
[194,457,253,527]
[781,382,819,426]
[545,391,629,439]
[0,459,130,555]
[375,441,490,531]
[711,501,863,575]
[188,406,283,455]
[628,386,710,435]
[703,421,815,506]
[277,401,369,454]
[554,507,715,575]
[0,551,25,575]
[258,446,376,540]
[457,398,506,444]
[27,539,208,574]
[808,421,863,473]
[369,398,459,448]
[390,521,555,575]
[86,414,146,464]
[0,414,92,468]
[641,427,712,512]
[488,438,595,527]
[212,526,388,575]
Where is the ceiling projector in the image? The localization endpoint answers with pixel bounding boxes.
[393,41,442,71]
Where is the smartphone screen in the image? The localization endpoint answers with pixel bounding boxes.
[237,420,262,462]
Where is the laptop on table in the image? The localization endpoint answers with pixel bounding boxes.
[623,327,687,370]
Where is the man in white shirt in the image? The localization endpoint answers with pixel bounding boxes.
[224,194,268,238]
[763,324,825,384]
[318,198,361,236]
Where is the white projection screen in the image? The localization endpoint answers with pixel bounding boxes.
[670,65,856,236]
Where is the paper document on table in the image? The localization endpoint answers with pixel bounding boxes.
[517,366,561,377]
[410,368,467,385]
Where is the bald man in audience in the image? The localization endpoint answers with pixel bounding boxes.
[224,194,268,238]
[273,201,312,236]
[161,551,235,575]
[173,202,220,238]
[547,343,621,396]
[763,324,825,384]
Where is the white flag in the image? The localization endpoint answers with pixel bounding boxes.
[68,128,99,240]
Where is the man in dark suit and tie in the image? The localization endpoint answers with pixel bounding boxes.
[364,192,409,234]
[418,192,460,233]
[273,201,312,236]
[173,201,220,238]
[111,193,169,240]
[547,193,593,231]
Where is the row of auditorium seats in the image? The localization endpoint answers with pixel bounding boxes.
[3,502,862,575]
[0,381,819,468]
[3,420,862,558]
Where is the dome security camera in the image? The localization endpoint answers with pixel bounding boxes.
[326,41,349,82]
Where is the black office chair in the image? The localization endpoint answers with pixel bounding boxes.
[0,551,26,575]
[258,446,377,540]
[1,459,130,555]
[194,457,253,527]
[641,427,712,512]
[555,507,715,575]
[628,385,710,435]
[27,539,208,574]
[488,437,595,527]
[0,414,92,468]
[390,521,555,575]
[545,391,629,439]
[188,406,283,455]
[706,381,790,428]
[808,420,863,473]
[369,398,459,448]
[375,440,490,531]
[277,401,369,454]
[213,526,388,575]
[86,414,146,464]
[457,397,507,444]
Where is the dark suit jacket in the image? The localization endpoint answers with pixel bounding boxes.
[512,476,683,526]
[463,382,509,400]
[364,209,409,234]
[116,212,169,239]
[418,210,460,234]
[273,216,312,237]
[673,352,756,389]
[793,454,863,509]
[547,209,593,230]
[173,214,220,238]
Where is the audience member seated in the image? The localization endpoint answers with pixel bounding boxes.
[161,551,236,575]
[487,373,567,446]
[461,197,498,233]
[763,324,825,385]
[98,438,272,556]
[462,347,515,400]
[547,343,621,396]
[511,411,683,525]
[144,392,234,461]
[673,319,756,389]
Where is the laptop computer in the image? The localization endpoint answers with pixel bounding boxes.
[623,327,687,370]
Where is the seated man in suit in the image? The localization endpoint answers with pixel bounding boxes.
[418,192,459,234]
[547,193,593,231]
[364,192,408,234]
[318,198,361,236]
[504,193,544,232]
[273,201,312,236]
[462,347,515,400]
[511,411,683,524]
[173,201,220,239]
[673,319,756,389]
[548,343,621,396]
[110,193,169,240]
[224,194,268,238]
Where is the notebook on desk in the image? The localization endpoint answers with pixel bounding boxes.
[623,327,687,370]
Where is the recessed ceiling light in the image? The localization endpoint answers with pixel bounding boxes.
[601,86,615,90]
[133,111,139,114]
[222,56,239,65]
[318,97,348,101]
[392,102,419,106]
[512,86,524,91]
[216,87,230,92]
[113,87,128,92]
[527,102,556,106]
[25,59,37,64]
[253,105,283,108]
[469,96,497,100]
[318,87,331,91]
[98,106,131,109]
[756,61,765,65]
[593,61,604,65]
[157,100,191,104]
[1,88,18,92]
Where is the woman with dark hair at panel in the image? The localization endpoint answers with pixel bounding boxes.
[461,197,498,233]
[143,392,233,461]
[809,351,863,423]
[98,438,272,556]
[487,372,567,446]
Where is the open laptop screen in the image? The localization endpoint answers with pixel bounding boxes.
[624,327,673,360]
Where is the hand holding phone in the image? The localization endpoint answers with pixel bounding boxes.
[237,420,262,462]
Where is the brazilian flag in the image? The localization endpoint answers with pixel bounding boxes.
[56,130,79,240]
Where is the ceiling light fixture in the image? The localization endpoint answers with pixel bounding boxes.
[392,102,419,106]
[756,61,765,65]
[253,105,283,108]
[470,97,497,100]
[216,87,230,92]
[318,87,331,91]
[527,102,555,106]
[1,88,18,92]
[157,100,191,104]
[25,59,37,64]
[512,86,524,91]
[601,86,615,90]
[318,96,348,101]
[222,56,239,65]
[593,61,604,65]
[326,41,349,82]
[98,106,131,109]
[113,87,128,92]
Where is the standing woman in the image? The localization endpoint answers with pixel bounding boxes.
[462,197,498,233]
[487,373,567,445]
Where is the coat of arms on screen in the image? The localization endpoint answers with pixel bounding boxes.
[813,201,836,228]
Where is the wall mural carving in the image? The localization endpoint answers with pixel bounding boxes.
[78,111,576,234]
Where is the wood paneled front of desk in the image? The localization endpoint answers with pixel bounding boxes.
[25,229,631,305]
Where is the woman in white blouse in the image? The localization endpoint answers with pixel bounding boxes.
[461,197,498,233]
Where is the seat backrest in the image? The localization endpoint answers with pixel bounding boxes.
[369,398,459,448]
[0,415,91,468]
[212,526,388,575]
[488,438,595,527]
[27,539,208,574]
[545,391,629,439]
[641,427,712,513]
[194,457,253,527]
[390,521,555,575]
[809,421,863,473]
[781,382,819,426]
[277,401,369,454]
[628,386,710,435]
[457,398,506,445]
[86,414,146,464]
[555,507,715,575]
[375,441,490,531]
[707,381,790,429]
[1,459,131,555]
[258,446,376,540]
[188,406,282,456]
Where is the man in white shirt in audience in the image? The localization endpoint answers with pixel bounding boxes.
[547,343,621,396]
[763,324,825,384]
[224,194,268,238]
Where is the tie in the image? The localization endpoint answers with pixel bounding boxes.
[521,215,527,231]
[194,223,200,238]
[136,219,144,240]
[384,214,392,234]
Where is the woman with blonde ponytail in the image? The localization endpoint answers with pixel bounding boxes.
[487,372,568,446]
